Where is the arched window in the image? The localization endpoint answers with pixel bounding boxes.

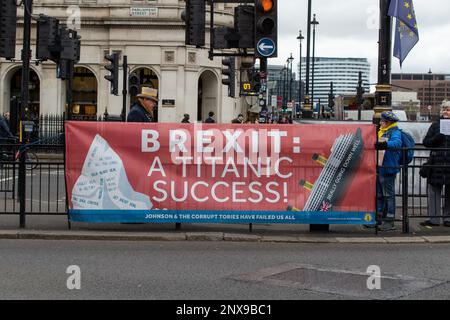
[71,67,98,120]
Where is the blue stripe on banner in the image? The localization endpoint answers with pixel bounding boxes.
[69,210,376,225]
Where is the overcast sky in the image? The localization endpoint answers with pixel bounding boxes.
[272,0,450,91]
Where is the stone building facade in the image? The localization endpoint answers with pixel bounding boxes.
[0,0,247,123]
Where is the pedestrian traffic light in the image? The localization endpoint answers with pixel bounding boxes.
[181,0,205,47]
[0,0,18,59]
[104,52,119,96]
[36,15,60,61]
[128,73,140,97]
[222,57,235,98]
[254,0,277,58]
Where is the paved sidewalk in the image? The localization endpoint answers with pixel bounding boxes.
[0,215,449,244]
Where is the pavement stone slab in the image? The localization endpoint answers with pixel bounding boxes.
[422,236,450,243]
[335,237,387,244]
[261,236,301,243]
[384,237,427,244]
[224,233,261,242]
[0,230,19,239]
[186,232,224,241]
[297,237,338,243]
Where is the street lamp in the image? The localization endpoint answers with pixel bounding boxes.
[302,0,312,119]
[282,65,287,107]
[428,68,432,121]
[311,14,319,112]
[288,53,294,104]
[297,30,304,118]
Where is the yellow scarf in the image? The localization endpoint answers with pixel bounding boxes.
[378,123,398,139]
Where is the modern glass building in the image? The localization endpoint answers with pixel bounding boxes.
[299,57,370,106]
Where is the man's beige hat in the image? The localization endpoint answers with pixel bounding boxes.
[137,87,158,102]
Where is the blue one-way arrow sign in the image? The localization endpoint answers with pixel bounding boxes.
[257,38,276,57]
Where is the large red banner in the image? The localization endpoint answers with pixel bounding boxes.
[66,122,376,224]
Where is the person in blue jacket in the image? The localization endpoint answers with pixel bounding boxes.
[374,111,403,231]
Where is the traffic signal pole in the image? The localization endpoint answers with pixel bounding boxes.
[259,57,268,121]
[66,60,74,120]
[121,55,128,122]
[20,0,33,125]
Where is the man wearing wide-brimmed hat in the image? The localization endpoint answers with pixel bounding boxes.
[127,87,158,122]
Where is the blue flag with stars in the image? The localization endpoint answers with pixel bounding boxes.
[388,0,419,67]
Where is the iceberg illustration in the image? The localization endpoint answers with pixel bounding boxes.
[71,134,153,210]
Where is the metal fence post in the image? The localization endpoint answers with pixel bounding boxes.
[18,150,27,229]
[402,147,409,234]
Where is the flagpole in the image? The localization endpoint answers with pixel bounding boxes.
[374,0,393,125]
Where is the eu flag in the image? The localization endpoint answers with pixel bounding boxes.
[388,0,419,67]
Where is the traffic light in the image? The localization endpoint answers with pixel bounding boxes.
[57,59,72,80]
[213,27,233,49]
[254,0,277,58]
[60,28,80,62]
[104,52,119,96]
[128,73,140,96]
[55,27,80,80]
[251,70,261,93]
[235,5,254,48]
[36,15,60,61]
[181,0,205,47]
[328,82,335,111]
[222,57,235,98]
[0,0,18,59]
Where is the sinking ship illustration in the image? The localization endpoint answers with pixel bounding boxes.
[289,128,364,212]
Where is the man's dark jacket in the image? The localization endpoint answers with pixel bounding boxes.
[0,116,13,143]
[127,102,154,122]
[423,119,450,186]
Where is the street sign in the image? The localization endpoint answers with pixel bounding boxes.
[428,105,432,111]
[256,38,276,57]
[271,95,277,107]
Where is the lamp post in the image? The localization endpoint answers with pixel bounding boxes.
[428,68,432,120]
[282,65,287,107]
[303,0,313,118]
[374,0,393,126]
[297,30,304,118]
[288,53,294,104]
[311,14,319,113]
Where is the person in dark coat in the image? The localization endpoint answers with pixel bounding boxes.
[0,115,14,143]
[127,87,158,122]
[2,112,10,128]
[231,114,244,124]
[181,114,190,123]
[204,111,216,123]
[421,103,450,227]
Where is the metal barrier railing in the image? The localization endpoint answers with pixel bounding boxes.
[378,146,450,233]
[2,140,449,234]
[1,140,66,228]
